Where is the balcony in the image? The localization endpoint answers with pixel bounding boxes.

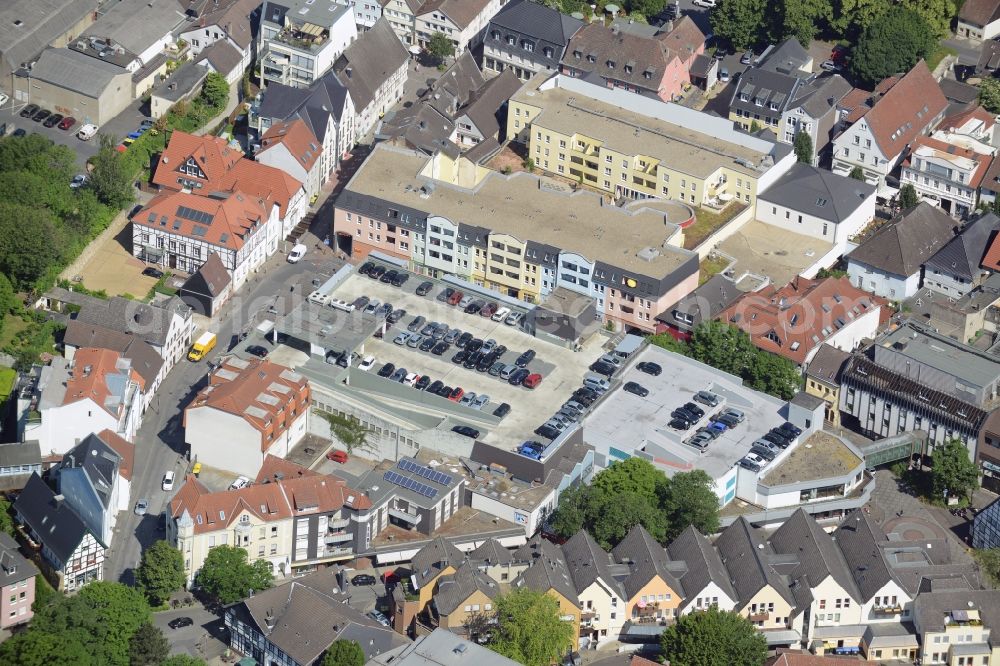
[872,604,902,614]
[325,531,353,544]
[749,611,770,622]
[270,25,330,53]
[329,518,350,530]
[324,546,353,558]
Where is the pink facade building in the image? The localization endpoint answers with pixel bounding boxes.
[0,532,38,629]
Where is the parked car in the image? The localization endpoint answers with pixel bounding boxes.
[43,113,63,128]
[229,476,250,490]
[452,425,480,438]
[447,290,464,305]
[444,329,461,344]
[452,349,469,364]
[682,402,705,419]
[168,617,194,629]
[432,341,449,355]
[353,296,370,310]
[141,266,163,278]
[688,432,713,449]
[505,311,524,326]
[406,334,423,348]
[493,402,511,418]
[778,422,802,437]
[669,417,693,430]
[749,444,777,462]
[391,273,408,287]
[489,361,506,376]
[352,574,377,586]
[368,610,391,627]
[623,382,649,397]
[694,390,721,406]
[428,380,444,394]
[19,104,39,118]
[246,345,268,358]
[589,360,616,377]
[509,368,530,385]
[419,337,435,352]
[359,262,375,276]
[763,430,791,448]
[327,450,348,463]
[390,368,407,382]
[672,407,699,422]
[363,299,381,315]
[387,308,406,324]
[32,108,51,123]
[416,281,434,296]
[448,387,465,402]
[437,287,455,302]
[715,414,740,428]
[378,363,396,378]
[820,59,841,71]
[523,373,543,389]
[456,332,473,348]
[718,67,730,82]
[636,361,662,376]
[480,302,498,318]
[741,50,754,64]
[720,407,745,423]
[516,349,536,367]
[358,356,376,371]
[739,457,762,472]
[534,424,561,440]
[459,392,477,407]
[437,385,453,397]
[464,300,484,315]
[394,332,410,345]
[380,269,398,283]
[162,471,175,491]
[58,116,77,131]
[415,375,431,390]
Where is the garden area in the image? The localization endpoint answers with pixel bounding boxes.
[682,202,747,250]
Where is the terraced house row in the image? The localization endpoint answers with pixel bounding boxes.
[406,508,1000,662]
[333,142,700,332]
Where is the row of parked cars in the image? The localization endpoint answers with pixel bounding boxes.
[738,422,803,472]
[372,357,511,421]
[18,103,78,131]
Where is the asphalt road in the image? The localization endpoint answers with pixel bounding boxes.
[154,605,229,660]
[104,249,341,585]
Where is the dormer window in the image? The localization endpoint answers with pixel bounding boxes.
[507,35,515,45]
[769,102,778,111]
[644,70,652,79]
[587,54,596,63]
[573,49,582,59]
[625,65,633,74]
[522,40,534,52]
[607,59,615,69]
[491,30,500,40]
[543,46,553,58]
[740,93,749,102]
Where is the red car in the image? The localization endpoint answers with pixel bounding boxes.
[523,373,543,389]
[58,116,76,131]
[447,290,464,306]
[448,386,465,402]
[326,450,348,463]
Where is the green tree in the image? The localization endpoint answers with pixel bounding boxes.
[849,7,934,87]
[136,540,186,606]
[830,0,889,42]
[649,332,689,355]
[0,629,95,666]
[688,321,755,376]
[427,32,455,62]
[793,130,813,164]
[931,439,979,503]
[591,456,667,500]
[321,640,366,666]
[487,589,575,666]
[0,495,15,536]
[980,77,1000,114]
[900,0,955,38]
[129,622,169,666]
[625,11,648,22]
[745,350,802,400]
[627,0,665,16]
[315,410,372,453]
[547,484,589,537]
[710,0,767,50]
[660,607,768,666]
[89,134,135,210]
[849,166,866,180]
[899,183,919,210]
[162,657,208,666]
[771,0,830,46]
[588,489,668,547]
[32,574,60,612]
[973,548,1000,587]
[662,470,721,540]
[200,72,230,110]
[0,273,15,318]
[0,202,65,288]
[195,545,273,604]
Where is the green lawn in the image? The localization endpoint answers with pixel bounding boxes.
[927,45,958,72]
[683,203,747,250]
[0,366,15,402]
[0,314,30,350]
[699,255,730,285]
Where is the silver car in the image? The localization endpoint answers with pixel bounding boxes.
[406,334,423,348]
[472,394,491,409]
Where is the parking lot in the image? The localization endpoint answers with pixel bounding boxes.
[1,95,152,168]
[328,265,607,447]
[584,345,787,477]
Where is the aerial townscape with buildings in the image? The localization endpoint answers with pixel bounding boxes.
[10,0,1000,665]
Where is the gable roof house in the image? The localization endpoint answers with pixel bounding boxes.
[781,74,854,164]
[183,357,310,478]
[177,251,234,317]
[427,559,500,632]
[717,276,887,366]
[256,118,324,201]
[831,61,948,186]
[224,568,409,665]
[561,530,627,642]
[958,0,1000,40]
[729,38,813,134]
[757,162,877,254]
[511,536,581,651]
[413,0,504,57]
[483,0,584,81]
[666,524,738,615]
[151,130,307,238]
[179,0,260,84]
[846,202,957,299]
[901,135,994,220]
[331,18,409,141]
[611,524,683,624]
[923,212,1000,297]
[255,69,355,183]
[560,17,705,103]
[412,536,466,613]
[656,275,742,341]
[0,0,99,85]
[832,510,911,622]
[29,349,146,458]
[14,472,106,592]
[51,430,134,546]
[0,531,39,629]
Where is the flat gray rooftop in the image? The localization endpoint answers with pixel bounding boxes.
[582,345,786,480]
[879,322,1000,390]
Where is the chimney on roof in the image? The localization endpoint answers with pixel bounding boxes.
[345,66,352,79]
[265,611,275,630]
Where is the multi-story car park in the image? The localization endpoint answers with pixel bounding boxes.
[506,73,796,206]
[333,144,699,333]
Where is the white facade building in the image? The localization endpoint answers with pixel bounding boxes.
[414,0,502,55]
[259,0,358,89]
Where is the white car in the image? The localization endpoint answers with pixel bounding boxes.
[693,0,716,6]
[70,174,88,189]
[287,243,307,263]
[229,475,250,490]
[358,355,376,371]
[161,470,175,491]
[0,93,9,107]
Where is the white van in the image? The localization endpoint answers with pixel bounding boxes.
[288,243,307,263]
[77,124,98,141]
[492,306,511,322]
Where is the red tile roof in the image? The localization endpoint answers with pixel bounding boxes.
[133,189,268,251]
[905,135,993,189]
[152,131,302,217]
[940,104,996,133]
[260,119,321,172]
[855,61,948,160]
[169,471,370,535]
[980,229,1000,271]
[98,429,135,482]
[63,348,145,415]
[717,277,888,365]
[839,87,872,124]
[255,454,319,484]
[183,357,310,451]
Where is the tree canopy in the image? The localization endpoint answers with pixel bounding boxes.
[932,439,979,503]
[128,622,170,666]
[200,72,230,110]
[980,77,1000,114]
[848,6,935,87]
[660,607,768,666]
[548,459,719,548]
[487,589,575,666]
[427,32,455,62]
[321,640,366,666]
[136,539,186,606]
[0,581,151,666]
[710,0,767,50]
[89,134,136,211]
[195,545,274,604]
[793,130,813,164]
[898,183,919,210]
